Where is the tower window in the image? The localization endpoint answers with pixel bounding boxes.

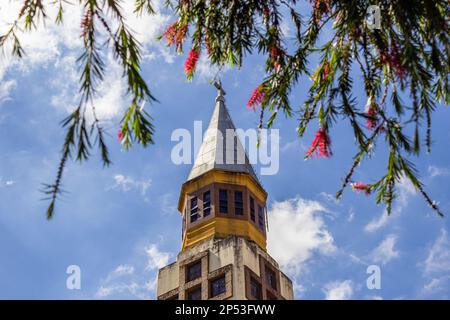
[265,266,277,291]
[203,191,211,216]
[190,197,199,223]
[234,191,243,215]
[186,285,202,300]
[250,197,255,221]
[219,189,228,214]
[250,276,262,299]
[209,275,226,298]
[186,260,202,282]
[258,205,264,230]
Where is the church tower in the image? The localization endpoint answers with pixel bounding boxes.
[157,85,293,300]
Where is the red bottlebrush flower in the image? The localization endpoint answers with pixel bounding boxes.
[312,61,330,82]
[184,48,200,80]
[365,96,378,130]
[311,0,332,24]
[351,182,371,195]
[380,43,407,80]
[117,130,123,141]
[246,85,265,110]
[392,58,407,79]
[205,32,211,55]
[162,21,177,45]
[80,10,92,38]
[322,61,330,80]
[366,106,378,130]
[380,52,389,65]
[269,46,285,71]
[305,128,332,159]
[390,42,407,79]
[162,21,187,48]
[263,7,270,19]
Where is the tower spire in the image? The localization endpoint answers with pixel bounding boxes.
[157,86,294,300]
[186,83,261,186]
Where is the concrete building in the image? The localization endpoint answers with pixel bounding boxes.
[156,85,293,300]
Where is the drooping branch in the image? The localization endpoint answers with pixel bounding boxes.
[1,0,448,219]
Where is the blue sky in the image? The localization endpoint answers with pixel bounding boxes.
[0,1,449,300]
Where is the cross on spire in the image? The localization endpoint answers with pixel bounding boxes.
[213,79,226,98]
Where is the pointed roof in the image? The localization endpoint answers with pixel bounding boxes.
[187,87,261,185]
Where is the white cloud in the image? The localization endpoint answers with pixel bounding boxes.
[0,80,17,104]
[113,265,135,276]
[424,229,450,275]
[91,59,128,121]
[160,193,177,215]
[291,280,306,298]
[323,280,353,300]
[423,276,450,294]
[49,53,129,122]
[365,212,389,233]
[428,166,450,178]
[193,54,230,84]
[0,1,173,121]
[0,177,16,187]
[347,208,355,222]
[419,229,450,296]
[118,1,174,63]
[370,234,399,265]
[97,282,144,299]
[109,174,152,196]
[0,2,83,69]
[145,244,170,271]
[267,197,336,276]
[365,178,416,232]
[96,243,171,299]
[49,54,78,113]
[280,139,298,153]
[1,1,170,62]
[319,192,341,206]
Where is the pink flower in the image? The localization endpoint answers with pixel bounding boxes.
[365,96,378,130]
[322,61,330,80]
[162,21,187,48]
[269,46,285,71]
[263,7,270,19]
[184,48,200,79]
[117,130,123,141]
[380,43,407,80]
[366,106,378,130]
[246,85,265,110]
[305,128,332,158]
[312,61,330,82]
[80,10,92,38]
[204,32,211,55]
[311,0,331,24]
[351,182,371,195]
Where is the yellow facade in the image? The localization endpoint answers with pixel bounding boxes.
[178,170,267,213]
[182,217,267,251]
[178,170,268,252]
